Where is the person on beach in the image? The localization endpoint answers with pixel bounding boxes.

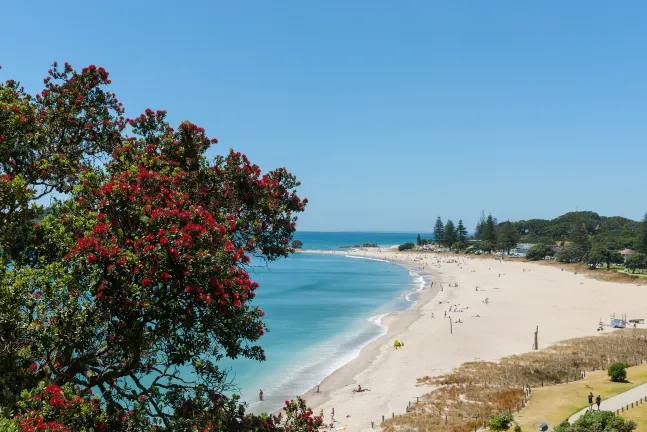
[595,395,601,410]
[259,389,263,401]
[588,392,594,411]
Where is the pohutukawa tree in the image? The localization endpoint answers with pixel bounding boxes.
[0,64,320,431]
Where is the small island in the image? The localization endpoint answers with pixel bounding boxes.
[341,243,378,249]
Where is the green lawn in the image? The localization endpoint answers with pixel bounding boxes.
[516,364,647,431]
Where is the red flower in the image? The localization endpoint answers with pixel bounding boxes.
[142,278,151,287]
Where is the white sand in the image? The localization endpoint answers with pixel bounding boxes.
[298,248,647,431]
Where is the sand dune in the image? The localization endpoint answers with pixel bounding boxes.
[298,249,647,431]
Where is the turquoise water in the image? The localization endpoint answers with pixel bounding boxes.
[222,232,428,413]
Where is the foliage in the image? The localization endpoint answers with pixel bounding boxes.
[451,242,463,252]
[0,63,315,431]
[291,239,303,249]
[569,218,591,251]
[639,212,647,254]
[488,412,514,431]
[556,245,586,263]
[456,219,468,245]
[553,410,636,432]
[475,210,487,240]
[608,363,629,382]
[626,253,647,274]
[398,242,415,251]
[516,212,640,250]
[442,219,456,248]
[513,425,521,432]
[497,221,519,254]
[480,214,498,243]
[526,244,554,261]
[433,217,444,244]
[416,233,421,245]
[582,246,622,269]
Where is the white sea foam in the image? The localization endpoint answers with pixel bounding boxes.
[368,312,390,330]
[345,255,390,263]
[244,254,429,415]
[246,316,390,414]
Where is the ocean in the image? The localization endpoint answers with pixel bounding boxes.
[222,232,432,414]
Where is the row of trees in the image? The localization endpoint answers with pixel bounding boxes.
[416,210,647,273]
[417,212,519,253]
[0,64,321,431]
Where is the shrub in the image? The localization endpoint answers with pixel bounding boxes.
[554,410,636,432]
[608,362,628,382]
[291,239,303,249]
[398,242,415,251]
[556,245,586,263]
[626,253,647,274]
[513,425,522,432]
[526,244,554,261]
[488,412,514,431]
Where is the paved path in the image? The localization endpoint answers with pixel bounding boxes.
[568,382,647,424]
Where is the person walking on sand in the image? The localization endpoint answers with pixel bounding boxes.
[588,392,594,411]
[595,394,601,411]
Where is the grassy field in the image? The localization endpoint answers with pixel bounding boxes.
[516,363,647,431]
[619,402,647,430]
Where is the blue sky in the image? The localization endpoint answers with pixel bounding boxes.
[2,1,646,232]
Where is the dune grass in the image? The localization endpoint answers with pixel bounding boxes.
[515,363,647,431]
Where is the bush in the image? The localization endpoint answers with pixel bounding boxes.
[608,362,628,382]
[626,253,647,274]
[291,239,303,249]
[488,412,514,431]
[556,245,586,263]
[526,244,554,261]
[513,425,522,432]
[554,410,636,431]
[398,242,415,251]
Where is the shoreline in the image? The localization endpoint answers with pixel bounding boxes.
[297,249,442,414]
[294,248,647,431]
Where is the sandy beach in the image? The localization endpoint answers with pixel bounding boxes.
[298,248,647,431]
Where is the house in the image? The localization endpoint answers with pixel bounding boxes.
[509,243,536,257]
[619,249,636,260]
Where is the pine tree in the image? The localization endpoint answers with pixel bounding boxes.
[497,221,519,254]
[475,210,487,240]
[570,218,590,251]
[443,219,457,247]
[457,219,468,245]
[416,233,422,245]
[484,214,498,243]
[433,217,444,244]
